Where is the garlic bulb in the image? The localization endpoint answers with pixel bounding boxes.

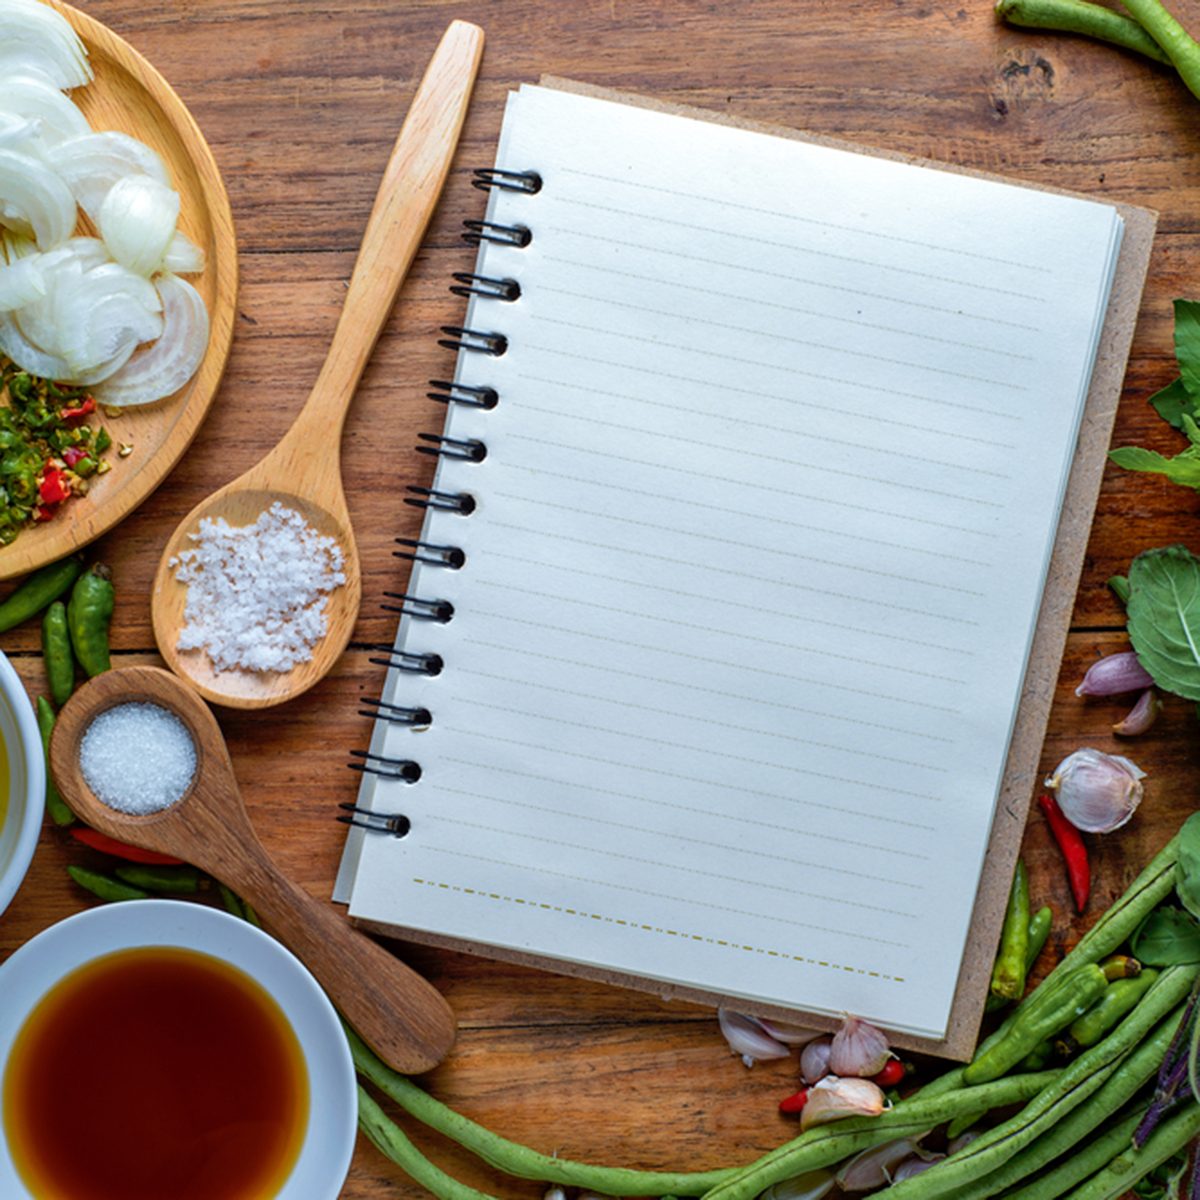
[1045,748,1145,834]
[829,1015,891,1078]
[799,1076,887,1131]
[717,1008,791,1067]
[800,1036,833,1084]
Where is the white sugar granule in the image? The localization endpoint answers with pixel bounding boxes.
[170,501,346,674]
[81,702,197,814]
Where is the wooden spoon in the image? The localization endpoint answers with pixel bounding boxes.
[150,20,485,709]
[49,664,456,1075]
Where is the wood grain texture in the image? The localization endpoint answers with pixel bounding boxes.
[3,1,1200,1196]
[0,2,238,580]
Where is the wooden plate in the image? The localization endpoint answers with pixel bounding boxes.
[0,2,237,581]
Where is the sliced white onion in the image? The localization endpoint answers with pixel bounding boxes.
[14,251,83,352]
[98,174,179,276]
[0,145,75,247]
[0,110,45,157]
[0,254,43,310]
[0,307,70,377]
[54,261,162,372]
[0,72,91,146]
[162,229,205,275]
[0,0,92,91]
[47,129,170,222]
[93,274,208,406]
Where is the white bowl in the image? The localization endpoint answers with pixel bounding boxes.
[0,900,357,1198]
[0,649,44,919]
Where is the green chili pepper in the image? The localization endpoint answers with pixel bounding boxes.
[35,695,73,827]
[1026,905,1052,971]
[1099,953,1142,981]
[1058,968,1160,1054]
[114,864,201,894]
[94,427,111,453]
[1019,1038,1054,1070]
[0,556,82,632]
[991,859,1031,1002]
[66,864,148,902]
[67,563,114,676]
[40,600,74,708]
[964,963,1109,1084]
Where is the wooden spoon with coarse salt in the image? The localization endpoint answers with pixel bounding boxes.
[150,20,484,709]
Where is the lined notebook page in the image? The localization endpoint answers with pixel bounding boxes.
[337,84,1123,1039]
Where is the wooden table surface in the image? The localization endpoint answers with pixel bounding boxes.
[5,2,1200,1196]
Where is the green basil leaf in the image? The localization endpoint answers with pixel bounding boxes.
[1109,444,1200,489]
[1176,299,1200,401]
[1150,377,1196,430]
[1176,812,1200,921]
[1132,907,1200,965]
[1128,546,1200,700]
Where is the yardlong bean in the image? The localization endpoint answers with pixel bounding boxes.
[1001,1109,1144,1200]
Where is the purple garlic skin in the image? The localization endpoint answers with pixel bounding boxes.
[1075,651,1154,698]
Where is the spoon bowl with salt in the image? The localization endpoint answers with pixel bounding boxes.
[49,664,457,1076]
[150,20,484,709]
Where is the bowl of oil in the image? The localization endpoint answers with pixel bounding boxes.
[0,649,44,920]
[0,900,357,1199]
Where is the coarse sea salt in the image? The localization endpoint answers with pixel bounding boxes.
[80,702,197,815]
[169,501,346,674]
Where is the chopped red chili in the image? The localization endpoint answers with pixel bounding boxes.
[38,466,70,505]
[59,395,96,423]
[61,445,87,468]
[1039,792,1090,914]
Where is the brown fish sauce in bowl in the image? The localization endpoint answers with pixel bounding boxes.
[5,946,308,1200]
[0,901,357,1199]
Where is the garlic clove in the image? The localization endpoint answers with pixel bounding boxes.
[759,1170,836,1200]
[1113,689,1161,737]
[800,1036,833,1084]
[799,1076,887,1131]
[757,1017,824,1046]
[717,1008,791,1067]
[892,1155,945,1182]
[836,1137,926,1191]
[1045,747,1146,834]
[829,1015,891,1078]
[1075,651,1154,697]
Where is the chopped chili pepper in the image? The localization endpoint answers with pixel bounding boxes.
[38,466,70,505]
[59,395,96,423]
[1038,792,1090,914]
[33,504,58,522]
[61,445,87,468]
[778,1088,808,1115]
[70,826,184,865]
[871,1059,906,1088]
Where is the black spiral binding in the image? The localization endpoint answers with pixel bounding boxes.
[347,166,539,836]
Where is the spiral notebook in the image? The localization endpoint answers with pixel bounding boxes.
[334,79,1154,1057]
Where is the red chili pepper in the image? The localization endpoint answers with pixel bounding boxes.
[61,445,88,467]
[70,827,184,865]
[778,1088,808,1115]
[1039,793,1090,914]
[60,395,96,423]
[32,503,59,522]
[872,1059,906,1088]
[38,466,70,505]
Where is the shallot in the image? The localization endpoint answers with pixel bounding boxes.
[1045,747,1146,834]
[1075,650,1154,697]
[717,1008,791,1067]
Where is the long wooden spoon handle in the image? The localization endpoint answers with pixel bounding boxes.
[289,19,484,443]
[240,849,456,1073]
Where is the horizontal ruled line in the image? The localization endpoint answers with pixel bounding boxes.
[417,844,911,948]
[559,165,1046,273]
[542,224,1039,333]
[460,665,947,773]
[446,748,940,844]
[430,806,921,906]
[463,637,955,745]
[477,574,969,686]
[483,545,974,658]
